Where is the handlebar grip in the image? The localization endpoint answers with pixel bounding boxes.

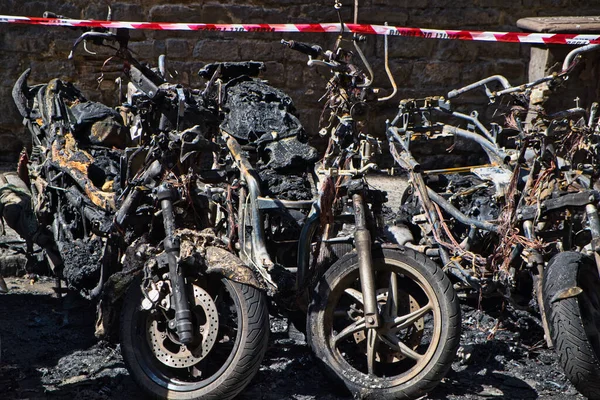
[281,39,322,58]
[43,11,69,19]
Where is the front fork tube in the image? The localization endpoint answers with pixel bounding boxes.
[158,185,194,344]
[522,220,552,348]
[585,204,600,277]
[352,193,380,329]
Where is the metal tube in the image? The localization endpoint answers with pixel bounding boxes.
[585,204,600,278]
[388,126,421,172]
[522,220,535,240]
[589,103,598,128]
[450,110,494,142]
[353,40,374,88]
[378,22,398,102]
[522,219,552,347]
[443,125,510,165]
[225,133,274,270]
[548,107,586,120]
[114,187,142,228]
[352,193,380,328]
[563,44,600,72]
[587,204,600,240]
[493,75,556,97]
[427,188,500,233]
[447,75,511,99]
[158,55,166,78]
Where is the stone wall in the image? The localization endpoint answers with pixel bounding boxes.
[1,0,600,163]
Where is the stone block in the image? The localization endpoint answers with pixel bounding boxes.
[409,7,502,29]
[296,107,322,136]
[239,40,285,62]
[521,0,570,8]
[149,4,202,22]
[410,61,463,87]
[110,3,145,21]
[432,40,480,63]
[373,0,429,8]
[83,4,111,20]
[128,41,156,60]
[354,7,408,25]
[283,61,308,90]
[193,39,240,61]
[386,36,436,60]
[0,133,24,158]
[263,61,285,87]
[201,3,235,23]
[301,66,325,92]
[386,60,413,87]
[166,39,190,59]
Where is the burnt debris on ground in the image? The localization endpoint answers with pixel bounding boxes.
[0,277,583,400]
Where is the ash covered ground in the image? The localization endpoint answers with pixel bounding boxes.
[0,277,584,400]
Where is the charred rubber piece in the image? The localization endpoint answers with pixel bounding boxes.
[281,39,323,58]
[12,68,32,118]
[220,80,302,142]
[263,136,318,170]
[198,61,265,81]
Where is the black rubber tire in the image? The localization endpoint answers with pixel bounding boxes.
[543,251,600,399]
[307,247,461,400]
[120,278,269,400]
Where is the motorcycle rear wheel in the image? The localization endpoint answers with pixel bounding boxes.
[120,276,268,400]
[307,247,460,399]
[543,251,600,399]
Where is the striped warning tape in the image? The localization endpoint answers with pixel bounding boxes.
[0,15,599,45]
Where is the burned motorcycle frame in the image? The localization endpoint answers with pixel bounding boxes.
[387,42,600,399]
[277,18,461,397]
[9,23,275,400]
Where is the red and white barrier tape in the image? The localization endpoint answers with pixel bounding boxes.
[1,15,599,45]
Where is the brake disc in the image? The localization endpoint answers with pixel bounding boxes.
[147,284,219,369]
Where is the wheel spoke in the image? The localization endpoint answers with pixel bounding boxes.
[366,328,378,375]
[379,333,423,362]
[390,302,432,332]
[386,272,399,318]
[344,288,364,305]
[331,317,366,347]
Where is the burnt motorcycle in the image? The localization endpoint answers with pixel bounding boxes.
[9,22,272,400]
[386,42,600,399]
[279,17,460,399]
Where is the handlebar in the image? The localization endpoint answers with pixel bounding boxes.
[306,58,349,72]
[280,39,323,58]
[68,31,122,59]
[44,9,130,60]
[43,11,69,19]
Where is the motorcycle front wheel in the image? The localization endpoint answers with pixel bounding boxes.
[120,276,269,400]
[307,247,460,399]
